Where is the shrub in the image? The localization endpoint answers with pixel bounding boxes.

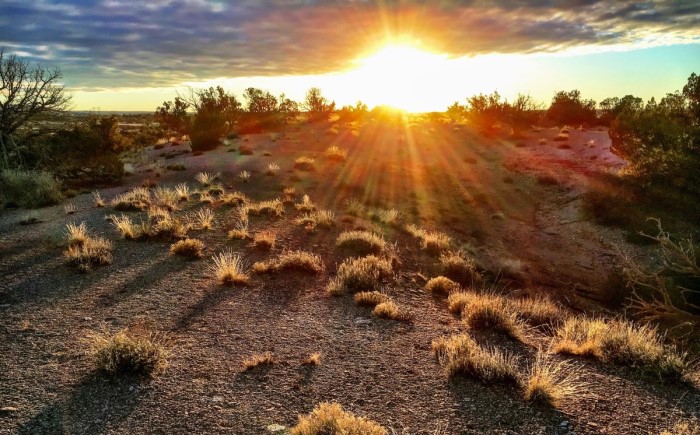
[552,317,687,378]
[253,231,276,250]
[373,301,412,322]
[65,236,113,272]
[211,250,249,285]
[291,402,387,435]
[89,328,169,377]
[522,353,584,407]
[242,352,274,370]
[0,169,63,208]
[295,194,316,212]
[326,255,392,295]
[325,145,348,161]
[190,110,226,152]
[432,334,520,382]
[252,250,323,274]
[440,251,482,285]
[354,291,391,307]
[294,156,316,171]
[425,276,459,296]
[222,191,248,206]
[295,210,336,229]
[111,187,151,211]
[170,238,204,258]
[336,231,386,255]
[462,293,526,340]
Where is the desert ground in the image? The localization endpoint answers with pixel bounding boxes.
[1,119,698,434]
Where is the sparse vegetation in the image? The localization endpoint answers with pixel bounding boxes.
[175,183,190,202]
[336,230,387,255]
[461,292,526,340]
[242,352,274,370]
[193,208,214,230]
[295,210,336,229]
[432,333,520,382]
[291,402,387,435]
[425,276,459,295]
[354,290,391,307]
[252,250,323,274]
[373,301,412,322]
[303,352,322,366]
[266,163,280,176]
[522,353,584,407]
[89,328,169,377]
[253,230,276,250]
[211,250,249,285]
[239,170,251,182]
[440,251,482,285]
[0,169,63,209]
[325,145,348,161]
[170,238,205,258]
[294,156,316,171]
[406,224,451,253]
[93,191,105,207]
[327,255,392,295]
[195,171,218,187]
[295,194,316,212]
[248,199,284,217]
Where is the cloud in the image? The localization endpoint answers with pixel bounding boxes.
[0,0,698,89]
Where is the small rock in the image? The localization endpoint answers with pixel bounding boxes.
[354,317,372,325]
[266,423,286,434]
[560,421,570,427]
[83,317,92,321]
[0,407,18,413]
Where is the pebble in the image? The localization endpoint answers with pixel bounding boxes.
[560,421,570,427]
[354,317,372,325]
[266,424,286,434]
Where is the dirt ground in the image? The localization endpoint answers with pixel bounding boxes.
[1,120,698,434]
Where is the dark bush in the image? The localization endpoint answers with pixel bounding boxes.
[190,111,226,152]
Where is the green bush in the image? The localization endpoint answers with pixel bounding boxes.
[190,110,226,152]
[0,169,63,208]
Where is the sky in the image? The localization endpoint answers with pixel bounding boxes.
[1,0,699,112]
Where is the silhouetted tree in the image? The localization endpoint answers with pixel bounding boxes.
[304,87,335,122]
[155,97,190,137]
[0,49,71,169]
[546,90,596,126]
[506,94,542,136]
[599,95,643,126]
[466,91,505,132]
[337,101,368,123]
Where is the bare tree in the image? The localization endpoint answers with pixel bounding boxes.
[0,48,71,168]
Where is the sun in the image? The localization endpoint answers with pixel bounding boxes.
[342,43,450,112]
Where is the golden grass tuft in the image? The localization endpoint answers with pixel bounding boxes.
[111,187,151,211]
[326,255,393,295]
[440,251,482,285]
[370,208,400,225]
[242,352,274,370]
[432,333,520,382]
[253,250,323,274]
[248,199,284,217]
[253,230,276,250]
[93,191,105,207]
[522,353,585,407]
[170,238,205,258]
[266,163,280,176]
[406,224,451,254]
[239,170,251,182]
[372,301,413,322]
[511,295,565,327]
[195,171,218,187]
[325,145,348,161]
[353,291,391,307]
[65,222,88,246]
[199,191,214,204]
[294,156,316,171]
[296,210,336,229]
[553,317,687,377]
[63,202,76,214]
[211,250,249,285]
[336,230,386,255]
[425,276,460,296]
[295,194,316,213]
[222,191,248,206]
[193,208,214,230]
[345,198,363,216]
[291,402,387,435]
[152,186,179,211]
[109,214,143,240]
[303,352,322,366]
[89,328,169,377]
[65,236,113,272]
[175,183,190,201]
[660,421,700,435]
[461,292,526,340]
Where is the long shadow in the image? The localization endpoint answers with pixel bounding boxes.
[173,285,239,330]
[16,373,145,435]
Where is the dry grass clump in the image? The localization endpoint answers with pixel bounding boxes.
[239,170,251,182]
[222,191,248,206]
[406,224,451,253]
[175,183,190,201]
[303,352,322,366]
[65,222,88,246]
[425,276,460,296]
[148,209,188,239]
[228,207,250,239]
[511,295,565,327]
[354,291,391,307]
[63,202,76,214]
[248,199,284,217]
[195,171,218,187]
[192,208,214,230]
[111,187,151,211]
[660,421,700,435]
[295,194,316,213]
[170,238,205,259]
[199,191,214,204]
[281,187,296,204]
[345,198,363,216]
[266,163,280,176]
[325,145,348,161]
[152,186,179,211]
[522,353,585,407]
[327,255,393,295]
[296,210,336,229]
[93,191,106,207]
[64,223,112,272]
[242,352,274,370]
[253,250,323,274]
[336,230,387,255]
[552,317,687,377]
[211,250,249,285]
[291,402,387,435]
[110,214,143,240]
[373,301,413,322]
[370,208,400,225]
[294,156,316,171]
[253,231,276,250]
[440,251,482,285]
[461,293,526,340]
[447,291,478,315]
[432,334,520,382]
[89,328,169,377]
